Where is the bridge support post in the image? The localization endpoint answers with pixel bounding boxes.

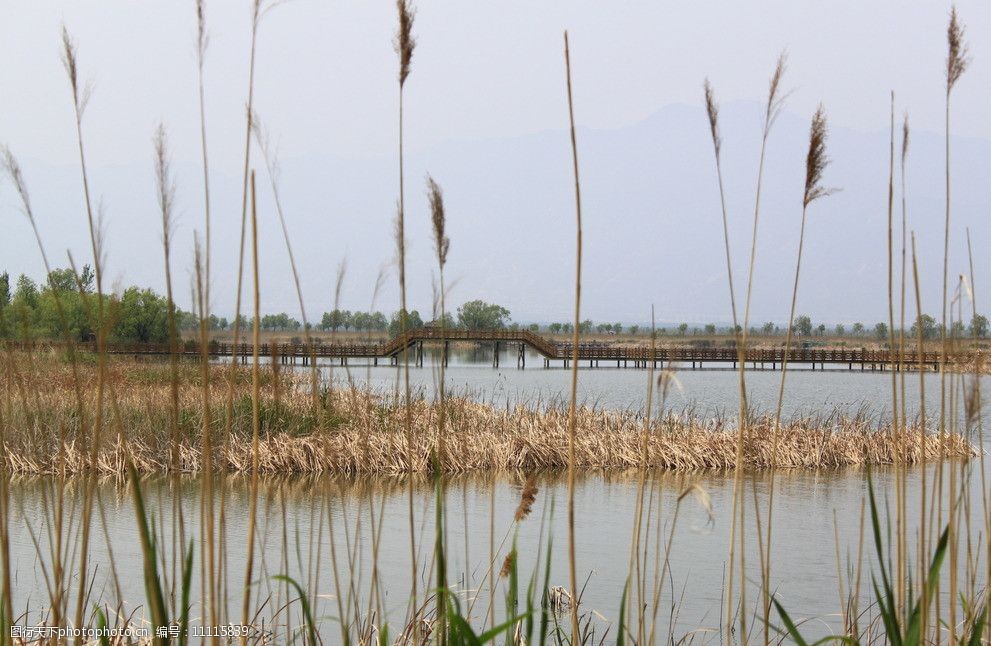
[443,341,449,367]
[416,341,423,368]
[493,341,500,368]
[517,344,525,369]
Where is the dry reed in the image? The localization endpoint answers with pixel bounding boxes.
[0,357,976,476]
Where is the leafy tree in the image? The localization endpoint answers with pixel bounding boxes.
[874,322,889,341]
[704,323,716,335]
[595,323,611,334]
[389,308,424,337]
[527,323,540,332]
[628,325,639,336]
[548,323,562,334]
[677,323,688,336]
[0,272,9,308]
[950,320,966,337]
[457,300,511,330]
[428,312,457,329]
[762,322,775,335]
[816,324,826,336]
[321,309,351,332]
[852,322,865,336]
[970,314,989,338]
[613,323,622,334]
[835,324,845,336]
[113,287,169,343]
[579,319,593,334]
[793,315,812,337]
[561,323,573,334]
[13,275,39,310]
[910,314,938,340]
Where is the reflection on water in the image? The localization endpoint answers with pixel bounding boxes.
[8,460,988,640]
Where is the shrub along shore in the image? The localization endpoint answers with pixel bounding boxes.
[1,352,975,475]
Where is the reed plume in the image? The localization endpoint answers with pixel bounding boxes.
[395,0,416,87]
[514,477,538,522]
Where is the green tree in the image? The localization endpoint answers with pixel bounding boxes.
[874,322,889,341]
[389,309,424,336]
[456,300,511,330]
[762,322,775,335]
[0,272,9,309]
[595,323,611,334]
[910,314,938,340]
[677,323,688,336]
[428,312,457,329]
[561,322,573,334]
[950,320,966,337]
[793,315,813,337]
[613,323,623,334]
[548,322,562,334]
[852,322,865,336]
[527,323,540,332]
[970,314,989,338]
[628,324,639,336]
[579,319,593,334]
[835,324,845,336]
[816,324,826,336]
[704,323,716,335]
[113,287,169,343]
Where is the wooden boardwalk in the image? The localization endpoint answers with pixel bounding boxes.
[10,328,966,371]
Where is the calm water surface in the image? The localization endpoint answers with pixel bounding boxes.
[9,351,989,641]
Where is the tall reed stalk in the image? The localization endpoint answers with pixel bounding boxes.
[941,11,968,643]
[241,172,262,636]
[428,175,450,642]
[762,106,834,642]
[61,27,109,633]
[562,30,583,643]
[393,0,419,634]
[730,54,787,642]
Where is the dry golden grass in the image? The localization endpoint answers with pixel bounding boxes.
[0,352,975,476]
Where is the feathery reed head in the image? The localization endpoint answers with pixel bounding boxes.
[426,175,449,268]
[703,79,721,155]
[765,51,788,129]
[499,552,514,578]
[196,0,209,62]
[514,476,538,522]
[0,146,32,216]
[901,113,910,164]
[153,123,176,245]
[394,0,416,86]
[803,105,834,207]
[60,26,91,115]
[946,6,969,92]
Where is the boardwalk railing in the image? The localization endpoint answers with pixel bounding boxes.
[4,330,967,369]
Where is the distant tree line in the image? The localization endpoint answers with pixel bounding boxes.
[5,269,987,345]
[535,313,990,340]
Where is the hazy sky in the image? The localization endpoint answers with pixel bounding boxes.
[2,1,990,323]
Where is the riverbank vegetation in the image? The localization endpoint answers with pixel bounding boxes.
[0,353,974,476]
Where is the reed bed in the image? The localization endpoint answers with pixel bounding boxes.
[1,353,975,476]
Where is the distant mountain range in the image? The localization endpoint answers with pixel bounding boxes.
[5,100,989,326]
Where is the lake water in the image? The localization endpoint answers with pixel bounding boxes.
[7,348,989,642]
